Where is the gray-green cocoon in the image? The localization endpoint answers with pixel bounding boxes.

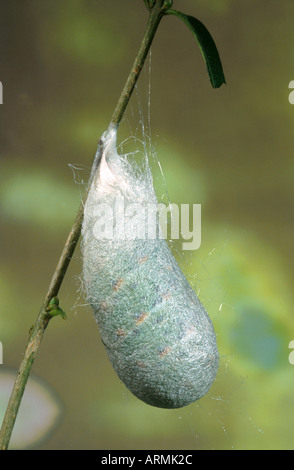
[82,126,219,409]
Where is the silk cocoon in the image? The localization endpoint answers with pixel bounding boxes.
[82,126,219,408]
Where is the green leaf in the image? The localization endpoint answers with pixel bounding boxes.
[166,9,226,88]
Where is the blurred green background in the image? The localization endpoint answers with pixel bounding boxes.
[1,0,294,450]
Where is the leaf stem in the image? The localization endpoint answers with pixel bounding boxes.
[0,0,168,450]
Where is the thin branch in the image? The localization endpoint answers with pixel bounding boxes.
[111,0,166,125]
[0,0,169,450]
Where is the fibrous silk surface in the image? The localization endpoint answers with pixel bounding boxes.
[82,126,219,408]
